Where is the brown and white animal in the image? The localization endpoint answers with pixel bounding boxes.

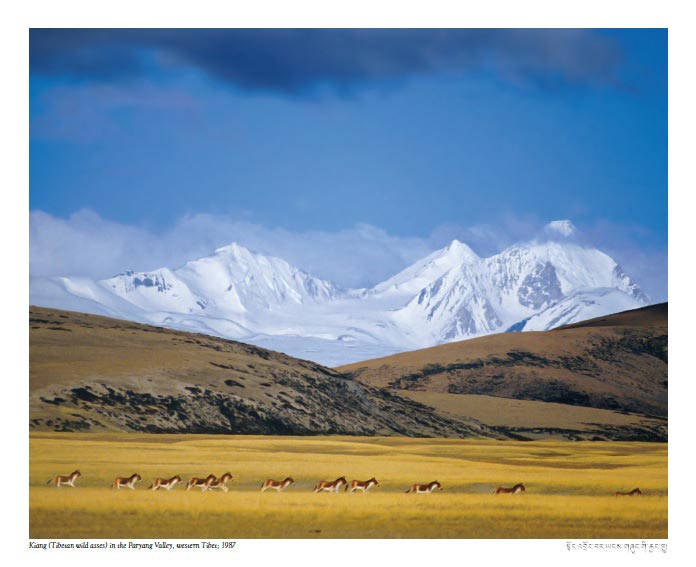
[47,470,81,488]
[260,477,295,492]
[186,474,217,491]
[112,473,142,490]
[494,483,526,494]
[615,488,642,497]
[206,473,233,493]
[149,475,183,491]
[314,476,348,493]
[348,478,379,493]
[405,481,443,494]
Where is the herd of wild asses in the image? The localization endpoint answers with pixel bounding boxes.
[45,470,644,496]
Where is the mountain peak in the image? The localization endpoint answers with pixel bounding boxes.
[214,242,250,256]
[443,239,479,262]
[447,239,466,251]
[544,220,578,238]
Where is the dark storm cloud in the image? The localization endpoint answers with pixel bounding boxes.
[30,28,622,94]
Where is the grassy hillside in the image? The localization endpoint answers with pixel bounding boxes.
[30,433,667,539]
[30,304,667,441]
[339,304,667,441]
[29,306,494,438]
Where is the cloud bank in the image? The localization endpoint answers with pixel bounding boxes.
[30,210,667,302]
[29,210,433,289]
[30,29,622,95]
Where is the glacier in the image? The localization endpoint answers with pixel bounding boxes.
[30,220,649,366]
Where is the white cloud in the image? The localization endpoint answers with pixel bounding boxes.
[29,210,433,289]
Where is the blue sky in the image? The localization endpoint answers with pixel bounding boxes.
[29,29,667,299]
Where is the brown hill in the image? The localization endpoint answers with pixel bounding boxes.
[338,304,667,441]
[29,306,497,438]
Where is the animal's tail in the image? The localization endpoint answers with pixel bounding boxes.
[405,488,411,493]
[313,485,318,493]
[46,477,54,485]
[148,484,154,490]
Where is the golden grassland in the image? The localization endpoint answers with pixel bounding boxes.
[396,392,662,431]
[30,433,667,539]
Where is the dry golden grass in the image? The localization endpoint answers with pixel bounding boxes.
[396,392,664,431]
[29,307,302,395]
[29,306,491,438]
[30,433,667,539]
[337,304,667,435]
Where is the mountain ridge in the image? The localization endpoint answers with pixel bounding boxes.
[339,302,667,439]
[30,220,649,366]
[29,305,497,438]
[30,304,667,441]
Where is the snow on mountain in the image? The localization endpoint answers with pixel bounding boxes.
[386,222,648,345]
[371,240,479,303]
[30,276,143,320]
[30,221,651,366]
[179,243,343,308]
[102,243,343,318]
[103,268,207,314]
[485,239,647,315]
[391,260,502,344]
[505,288,644,332]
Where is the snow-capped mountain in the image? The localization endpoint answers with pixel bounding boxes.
[371,239,480,301]
[30,220,650,366]
[102,243,342,317]
[378,222,646,346]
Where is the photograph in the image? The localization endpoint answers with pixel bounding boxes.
[27,25,668,545]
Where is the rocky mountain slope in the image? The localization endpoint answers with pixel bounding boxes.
[29,306,497,438]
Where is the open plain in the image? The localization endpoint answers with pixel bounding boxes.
[30,433,667,539]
